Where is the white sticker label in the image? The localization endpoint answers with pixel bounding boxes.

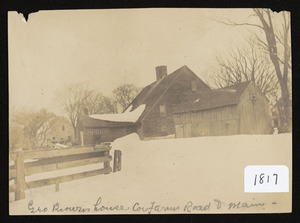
[244,165,289,193]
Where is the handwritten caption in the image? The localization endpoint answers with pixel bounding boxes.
[27,197,269,214]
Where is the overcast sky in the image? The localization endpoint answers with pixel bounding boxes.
[9,8,263,115]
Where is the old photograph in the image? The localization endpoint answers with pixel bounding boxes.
[8,8,292,214]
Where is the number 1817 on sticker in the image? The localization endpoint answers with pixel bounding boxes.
[254,173,278,185]
[244,165,289,193]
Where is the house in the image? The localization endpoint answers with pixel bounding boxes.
[47,116,74,144]
[126,65,212,139]
[77,65,211,144]
[78,66,273,144]
[172,81,273,138]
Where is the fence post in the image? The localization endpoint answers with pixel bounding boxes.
[104,145,111,174]
[15,151,26,201]
[117,150,122,172]
[113,150,122,172]
[113,150,117,172]
[55,179,60,192]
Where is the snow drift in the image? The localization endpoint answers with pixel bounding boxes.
[9,133,292,215]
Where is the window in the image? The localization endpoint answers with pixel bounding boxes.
[191,80,197,92]
[159,105,166,117]
[91,129,102,135]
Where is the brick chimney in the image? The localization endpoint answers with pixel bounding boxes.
[155,66,167,81]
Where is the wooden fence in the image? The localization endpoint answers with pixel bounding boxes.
[9,144,118,201]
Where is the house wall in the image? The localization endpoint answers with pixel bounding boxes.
[140,72,211,138]
[173,84,273,138]
[238,84,273,134]
[173,105,239,138]
[83,125,136,145]
[47,118,74,143]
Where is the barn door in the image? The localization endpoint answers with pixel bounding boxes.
[175,125,184,138]
[183,124,192,138]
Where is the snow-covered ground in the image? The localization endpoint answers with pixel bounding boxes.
[9,133,292,215]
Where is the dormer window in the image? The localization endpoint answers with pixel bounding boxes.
[191,80,197,92]
[159,105,166,117]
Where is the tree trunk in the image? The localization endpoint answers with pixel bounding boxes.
[254,9,292,132]
[279,80,292,131]
[72,124,78,142]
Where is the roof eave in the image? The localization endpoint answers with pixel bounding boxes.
[173,102,239,115]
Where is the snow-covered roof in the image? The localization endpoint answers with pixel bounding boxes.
[89,104,146,123]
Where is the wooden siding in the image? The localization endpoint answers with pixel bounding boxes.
[141,71,211,138]
[173,105,239,137]
[173,83,273,138]
[83,125,136,145]
[237,84,273,134]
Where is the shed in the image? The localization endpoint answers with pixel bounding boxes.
[77,105,145,145]
[173,81,273,138]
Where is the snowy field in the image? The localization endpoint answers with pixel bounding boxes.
[9,133,292,215]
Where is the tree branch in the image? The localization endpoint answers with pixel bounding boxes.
[212,18,264,30]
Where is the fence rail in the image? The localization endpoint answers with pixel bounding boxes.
[9,144,114,201]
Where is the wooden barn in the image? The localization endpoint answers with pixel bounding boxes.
[173,81,273,138]
[126,65,212,139]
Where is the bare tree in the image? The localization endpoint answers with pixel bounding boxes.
[112,84,141,113]
[55,82,140,143]
[254,9,291,131]
[208,38,278,103]
[10,108,58,150]
[56,83,94,141]
[56,83,125,140]
[56,83,141,140]
[216,9,291,131]
[83,91,106,115]
[101,96,119,114]
[86,94,121,114]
